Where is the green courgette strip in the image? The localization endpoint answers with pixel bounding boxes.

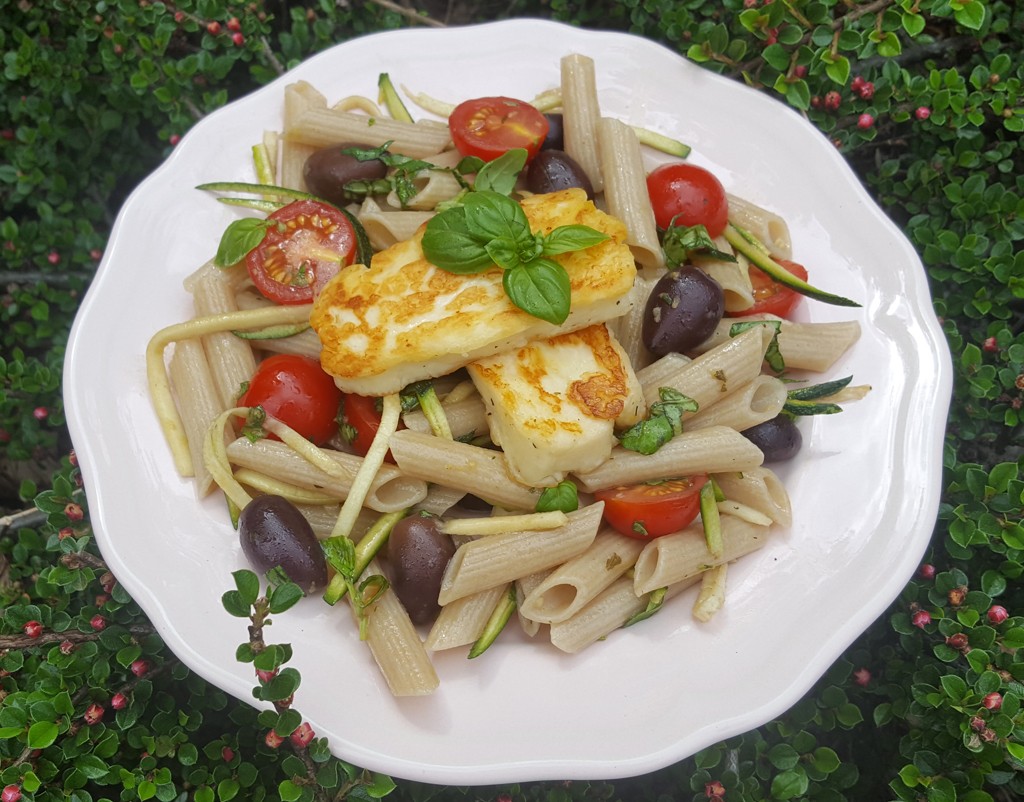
[724,224,860,308]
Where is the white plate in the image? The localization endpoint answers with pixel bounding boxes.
[64,20,952,785]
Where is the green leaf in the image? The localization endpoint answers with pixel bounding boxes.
[421,207,494,274]
[463,190,532,245]
[954,0,986,29]
[268,581,303,614]
[474,148,527,195]
[541,224,609,256]
[618,387,698,455]
[232,569,261,605]
[214,218,268,267]
[221,590,251,618]
[536,480,579,513]
[26,720,58,749]
[770,766,809,799]
[825,55,850,85]
[502,259,571,324]
[278,780,302,802]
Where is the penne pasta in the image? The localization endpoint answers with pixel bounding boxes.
[167,338,225,496]
[426,584,510,651]
[684,374,788,433]
[726,193,793,260]
[712,467,793,527]
[560,54,604,193]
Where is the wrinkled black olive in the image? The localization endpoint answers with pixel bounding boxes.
[526,150,595,198]
[742,415,803,462]
[387,515,456,625]
[238,495,328,593]
[641,266,725,356]
[303,143,388,206]
[541,113,564,150]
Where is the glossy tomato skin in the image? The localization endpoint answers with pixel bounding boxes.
[449,97,549,163]
[339,393,383,457]
[246,199,356,305]
[731,259,808,319]
[594,476,708,540]
[240,354,343,445]
[646,163,729,237]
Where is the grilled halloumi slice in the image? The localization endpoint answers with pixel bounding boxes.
[467,324,646,487]
[310,188,636,396]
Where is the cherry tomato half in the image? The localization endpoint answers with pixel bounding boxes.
[246,199,356,305]
[731,259,809,319]
[448,96,549,163]
[594,476,708,540]
[338,394,402,462]
[646,163,729,238]
[240,354,343,445]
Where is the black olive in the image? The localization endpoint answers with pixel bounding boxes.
[303,143,388,206]
[238,495,328,593]
[526,150,595,198]
[641,266,725,356]
[541,113,564,150]
[386,515,456,625]
[742,415,803,462]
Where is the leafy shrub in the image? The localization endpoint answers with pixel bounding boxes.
[0,0,1021,799]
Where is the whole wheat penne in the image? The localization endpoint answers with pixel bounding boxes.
[191,266,257,409]
[437,503,604,605]
[358,197,434,251]
[633,515,770,595]
[598,117,663,273]
[560,54,604,193]
[548,575,700,654]
[402,395,487,440]
[355,558,439,696]
[286,107,451,158]
[726,193,793,260]
[574,425,764,493]
[168,338,225,496]
[694,316,861,373]
[684,374,788,433]
[388,429,540,512]
[224,437,428,512]
[519,528,645,624]
[695,239,754,313]
[712,467,793,527]
[606,273,659,372]
[425,584,510,651]
[516,570,551,637]
[639,325,771,410]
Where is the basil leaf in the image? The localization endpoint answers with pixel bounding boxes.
[321,536,356,580]
[663,223,737,267]
[502,258,571,324]
[536,480,579,513]
[474,148,528,196]
[463,190,533,244]
[456,155,486,175]
[215,218,269,267]
[729,319,785,373]
[618,387,698,455]
[421,207,494,274]
[485,236,524,270]
[541,224,609,256]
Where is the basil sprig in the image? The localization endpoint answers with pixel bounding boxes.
[663,222,737,267]
[617,387,698,455]
[421,190,608,325]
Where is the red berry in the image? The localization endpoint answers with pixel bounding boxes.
[131,659,150,677]
[83,703,105,725]
[859,82,875,100]
[47,251,60,265]
[265,730,285,749]
[946,632,969,650]
[89,248,103,261]
[851,75,865,91]
[911,610,932,629]
[222,746,235,762]
[111,692,128,710]
[705,781,726,798]
[90,614,106,631]
[764,27,778,45]
[227,16,241,30]
[231,32,245,46]
[915,106,931,120]
[983,337,999,353]
[857,113,875,129]
[824,91,841,111]
[982,692,1002,710]
[0,129,14,141]
[169,133,181,146]
[59,639,75,654]
[33,406,49,420]
[970,715,986,731]
[853,667,872,686]
[919,563,936,580]
[174,10,185,22]
[23,620,42,638]
[64,502,84,521]
[1,785,22,802]
[988,605,1009,624]
[290,722,315,748]
[793,65,807,78]
[810,95,822,109]
[206,20,221,34]
[743,0,757,7]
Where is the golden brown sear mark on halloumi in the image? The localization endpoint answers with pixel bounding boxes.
[310,188,636,396]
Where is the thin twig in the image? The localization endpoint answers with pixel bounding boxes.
[0,623,156,650]
[362,0,446,27]
[0,507,46,536]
